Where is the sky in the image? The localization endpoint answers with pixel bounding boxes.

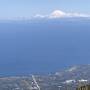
[0,0,90,20]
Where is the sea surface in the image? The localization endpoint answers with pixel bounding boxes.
[0,18,90,75]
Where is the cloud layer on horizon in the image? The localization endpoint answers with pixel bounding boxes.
[34,10,90,19]
[0,10,90,21]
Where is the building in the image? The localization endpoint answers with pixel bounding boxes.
[76,85,90,90]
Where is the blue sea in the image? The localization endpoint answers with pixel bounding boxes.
[0,18,90,75]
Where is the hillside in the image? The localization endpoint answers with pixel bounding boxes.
[0,65,90,90]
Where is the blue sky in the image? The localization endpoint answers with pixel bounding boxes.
[0,0,90,19]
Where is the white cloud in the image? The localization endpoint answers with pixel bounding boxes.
[34,10,90,19]
[34,14,48,18]
[66,12,90,17]
[49,10,66,18]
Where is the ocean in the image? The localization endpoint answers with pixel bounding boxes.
[0,18,90,75]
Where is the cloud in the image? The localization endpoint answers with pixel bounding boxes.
[34,10,90,19]
[49,10,66,18]
[66,12,90,18]
[34,14,48,18]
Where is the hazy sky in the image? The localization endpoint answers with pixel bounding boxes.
[0,0,90,19]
